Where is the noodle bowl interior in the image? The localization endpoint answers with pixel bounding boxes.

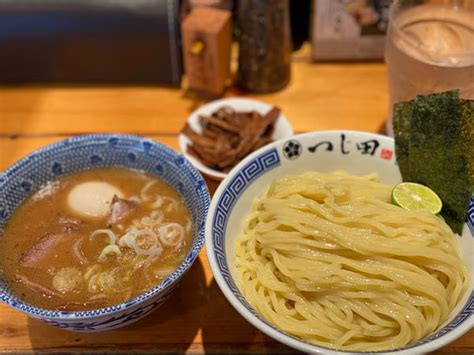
[234,171,469,351]
[0,167,192,311]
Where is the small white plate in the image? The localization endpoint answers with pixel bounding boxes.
[178,98,294,180]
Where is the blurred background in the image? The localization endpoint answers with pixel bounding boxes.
[0,0,391,87]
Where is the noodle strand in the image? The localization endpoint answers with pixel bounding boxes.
[235,172,469,351]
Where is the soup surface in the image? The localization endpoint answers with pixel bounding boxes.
[0,168,192,311]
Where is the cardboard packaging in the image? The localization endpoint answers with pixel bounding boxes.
[312,0,392,60]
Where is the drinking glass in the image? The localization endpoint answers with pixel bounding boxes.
[385,0,474,135]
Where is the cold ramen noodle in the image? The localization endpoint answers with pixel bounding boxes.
[0,168,192,311]
[235,172,469,351]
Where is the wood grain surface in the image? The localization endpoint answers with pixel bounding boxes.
[0,62,388,135]
[0,59,472,353]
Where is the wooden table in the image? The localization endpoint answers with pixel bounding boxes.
[0,60,472,353]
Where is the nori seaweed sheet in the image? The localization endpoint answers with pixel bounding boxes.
[393,100,414,181]
[408,90,473,234]
[460,99,474,185]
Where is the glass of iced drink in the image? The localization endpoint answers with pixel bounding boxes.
[385,0,474,135]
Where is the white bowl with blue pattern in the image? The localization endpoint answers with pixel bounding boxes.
[0,134,210,332]
[205,130,473,354]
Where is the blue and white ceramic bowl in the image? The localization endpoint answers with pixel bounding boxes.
[206,130,473,354]
[0,134,210,332]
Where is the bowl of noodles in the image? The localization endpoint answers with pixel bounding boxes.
[205,130,473,353]
[0,134,210,331]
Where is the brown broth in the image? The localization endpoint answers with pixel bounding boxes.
[0,167,192,311]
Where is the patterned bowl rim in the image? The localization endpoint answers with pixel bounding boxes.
[0,133,210,319]
[205,130,474,354]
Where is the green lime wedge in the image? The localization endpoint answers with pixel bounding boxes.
[391,182,443,214]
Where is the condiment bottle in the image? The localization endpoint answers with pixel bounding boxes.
[237,0,292,93]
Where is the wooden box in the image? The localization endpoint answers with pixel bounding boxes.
[181,7,232,96]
